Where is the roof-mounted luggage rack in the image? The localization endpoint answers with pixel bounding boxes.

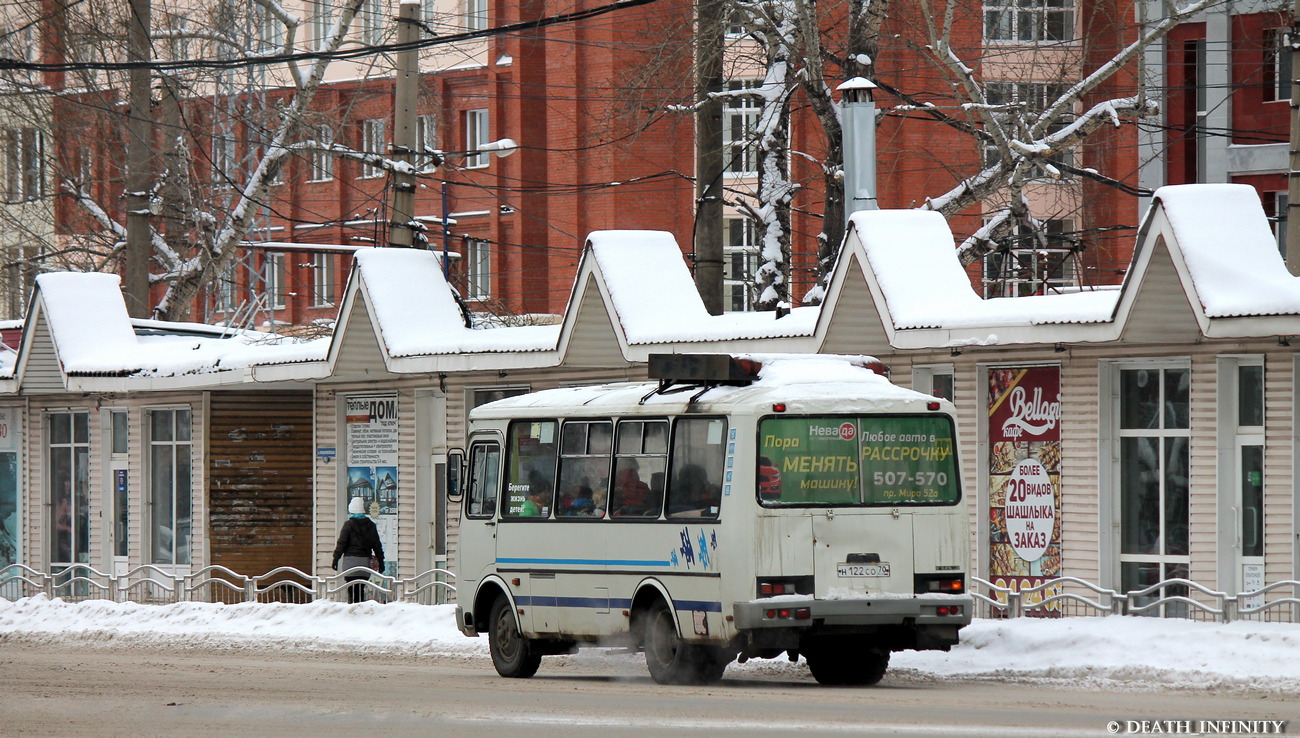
[639,353,763,405]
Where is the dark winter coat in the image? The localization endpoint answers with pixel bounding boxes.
[331,516,385,571]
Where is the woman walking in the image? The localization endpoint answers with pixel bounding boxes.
[331,497,385,604]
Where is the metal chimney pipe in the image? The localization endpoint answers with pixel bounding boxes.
[839,77,879,230]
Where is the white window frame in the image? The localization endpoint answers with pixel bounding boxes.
[309,125,335,182]
[264,252,287,309]
[1267,28,1293,103]
[465,237,490,300]
[416,114,438,156]
[723,216,758,312]
[912,364,955,402]
[983,0,1074,43]
[1215,356,1265,597]
[311,252,336,307]
[981,218,1076,298]
[148,407,193,567]
[464,109,489,168]
[1103,359,1192,616]
[312,0,332,48]
[5,128,45,203]
[360,118,386,179]
[360,0,384,45]
[723,80,759,177]
[47,410,90,567]
[465,0,488,31]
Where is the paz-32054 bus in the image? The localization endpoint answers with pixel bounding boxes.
[450,353,971,685]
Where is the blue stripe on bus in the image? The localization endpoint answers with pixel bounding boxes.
[496,557,672,567]
[512,595,721,613]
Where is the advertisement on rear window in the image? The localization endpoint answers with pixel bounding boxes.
[987,366,1062,612]
[758,415,958,506]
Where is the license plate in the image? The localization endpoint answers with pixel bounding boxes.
[837,563,890,577]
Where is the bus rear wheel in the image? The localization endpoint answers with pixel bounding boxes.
[488,596,541,678]
[641,600,727,685]
[805,642,889,686]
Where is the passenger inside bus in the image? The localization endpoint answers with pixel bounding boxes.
[668,463,721,517]
[519,477,550,517]
[558,484,596,516]
[612,459,656,517]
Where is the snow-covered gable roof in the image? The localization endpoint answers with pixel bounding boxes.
[9,273,329,391]
[579,230,817,353]
[311,247,561,376]
[821,209,1121,350]
[1149,184,1300,327]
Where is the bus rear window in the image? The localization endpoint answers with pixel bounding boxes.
[758,415,959,506]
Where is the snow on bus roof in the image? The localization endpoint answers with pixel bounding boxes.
[473,354,931,413]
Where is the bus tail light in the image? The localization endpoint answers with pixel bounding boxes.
[937,605,962,616]
[772,402,787,412]
[927,401,941,411]
[915,574,965,594]
[757,576,812,598]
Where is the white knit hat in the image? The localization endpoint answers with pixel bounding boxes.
[348,497,366,515]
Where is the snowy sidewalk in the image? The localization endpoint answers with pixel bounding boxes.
[1,595,1297,693]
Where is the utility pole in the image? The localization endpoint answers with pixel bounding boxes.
[1287,8,1300,274]
[123,0,152,317]
[389,0,420,248]
[693,0,725,315]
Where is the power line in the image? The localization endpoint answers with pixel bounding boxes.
[0,0,671,74]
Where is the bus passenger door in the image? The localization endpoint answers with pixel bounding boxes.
[460,440,502,593]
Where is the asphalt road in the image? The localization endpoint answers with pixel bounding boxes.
[0,641,1292,737]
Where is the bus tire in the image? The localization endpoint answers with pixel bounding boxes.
[488,596,541,678]
[641,600,727,685]
[805,642,889,686]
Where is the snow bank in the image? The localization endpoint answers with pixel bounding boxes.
[3,596,1297,692]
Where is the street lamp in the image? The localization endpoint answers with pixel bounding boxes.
[436,138,518,280]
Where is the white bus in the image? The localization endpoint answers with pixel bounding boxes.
[450,353,971,685]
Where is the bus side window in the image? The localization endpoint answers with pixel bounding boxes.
[555,420,612,517]
[502,420,558,518]
[667,418,726,519]
[611,419,668,518]
[466,442,501,518]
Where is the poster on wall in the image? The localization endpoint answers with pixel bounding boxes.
[0,407,20,572]
[988,367,1062,613]
[345,395,398,577]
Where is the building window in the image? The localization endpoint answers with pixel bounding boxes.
[5,128,44,203]
[309,125,334,182]
[464,109,489,168]
[254,3,284,51]
[212,133,236,186]
[264,252,287,309]
[984,0,1073,43]
[724,81,759,176]
[465,237,490,300]
[312,0,332,47]
[465,0,488,31]
[1116,366,1190,617]
[0,24,36,82]
[48,411,90,565]
[723,217,758,311]
[982,219,1076,297]
[149,408,192,566]
[913,365,955,401]
[311,252,336,307]
[982,82,1075,173]
[416,114,437,156]
[360,118,386,178]
[214,263,241,313]
[359,0,384,45]
[1265,28,1293,103]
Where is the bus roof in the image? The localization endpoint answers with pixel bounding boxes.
[469,354,950,419]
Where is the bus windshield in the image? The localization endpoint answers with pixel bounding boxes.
[758,414,959,506]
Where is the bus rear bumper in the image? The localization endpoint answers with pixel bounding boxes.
[732,595,972,647]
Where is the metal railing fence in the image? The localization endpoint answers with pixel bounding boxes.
[0,563,455,606]
[971,576,1300,623]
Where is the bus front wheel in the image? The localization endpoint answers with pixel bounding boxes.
[641,600,727,685]
[805,641,889,686]
[488,596,541,678]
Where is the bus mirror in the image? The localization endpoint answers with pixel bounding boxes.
[446,449,464,499]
